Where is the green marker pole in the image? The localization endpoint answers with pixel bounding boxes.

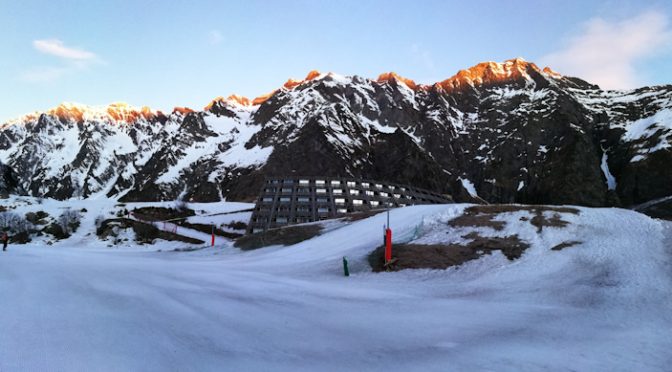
[343,256,350,277]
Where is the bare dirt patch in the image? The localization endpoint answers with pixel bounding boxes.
[530,209,575,232]
[551,241,582,251]
[449,204,578,232]
[234,224,323,251]
[461,232,529,260]
[448,212,505,231]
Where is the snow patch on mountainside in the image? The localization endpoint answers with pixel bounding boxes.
[44,125,80,178]
[623,109,672,142]
[517,180,525,191]
[601,151,617,190]
[212,113,273,168]
[459,177,478,197]
[623,109,672,162]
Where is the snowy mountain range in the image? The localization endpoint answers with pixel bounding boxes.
[1,58,671,213]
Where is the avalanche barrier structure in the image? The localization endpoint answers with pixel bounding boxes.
[247,177,452,234]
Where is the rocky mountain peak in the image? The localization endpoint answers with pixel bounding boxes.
[44,102,160,123]
[204,70,324,113]
[47,102,88,122]
[542,66,563,78]
[227,94,252,106]
[437,57,560,91]
[252,90,278,105]
[283,70,322,90]
[172,106,195,116]
[205,95,252,111]
[105,102,157,122]
[377,72,419,90]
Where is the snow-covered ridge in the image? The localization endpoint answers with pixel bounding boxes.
[2,57,562,127]
[203,70,351,109]
[199,58,566,112]
[1,57,671,206]
[437,57,562,91]
[3,102,163,127]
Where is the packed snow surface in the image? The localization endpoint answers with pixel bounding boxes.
[1,203,671,371]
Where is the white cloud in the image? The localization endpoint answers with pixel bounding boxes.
[208,30,223,45]
[33,39,97,61]
[541,10,672,89]
[21,39,101,83]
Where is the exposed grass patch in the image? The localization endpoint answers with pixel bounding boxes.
[234,224,323,251]
[369,232,529,272]
[369,244,478,271]
[371,204,579,272]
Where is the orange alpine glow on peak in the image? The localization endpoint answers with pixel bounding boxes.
[377,72,419,90]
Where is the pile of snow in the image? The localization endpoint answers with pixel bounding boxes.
[0,203,670,370]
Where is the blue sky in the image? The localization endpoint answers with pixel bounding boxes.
[1,0,671,122]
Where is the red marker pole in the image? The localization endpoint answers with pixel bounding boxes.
[384,209,392,262]
[385,228,392,262]
[211,224,215,246]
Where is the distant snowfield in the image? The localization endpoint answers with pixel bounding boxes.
[0,203,671,371]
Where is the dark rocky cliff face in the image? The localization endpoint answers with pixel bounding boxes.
[1,59,671,214]
[0,162,21,198]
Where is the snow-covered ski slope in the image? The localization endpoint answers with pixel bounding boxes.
[1,204,671,371]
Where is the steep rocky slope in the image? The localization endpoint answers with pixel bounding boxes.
[1,58,670,211]
[0,162,21,198]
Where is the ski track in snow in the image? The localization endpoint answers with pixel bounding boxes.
[0,203,671,371]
